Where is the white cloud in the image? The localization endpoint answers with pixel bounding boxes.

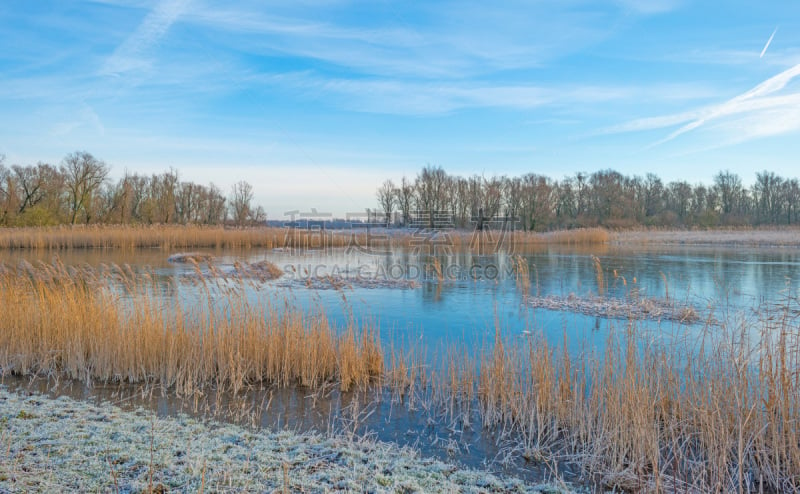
[102,0,191,76]
[179,2,628,79]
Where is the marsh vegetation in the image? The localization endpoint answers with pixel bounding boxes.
[1,238,799,492]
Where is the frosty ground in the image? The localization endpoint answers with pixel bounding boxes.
[0,387,574,493]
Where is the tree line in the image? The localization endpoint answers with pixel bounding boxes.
[376,166,800,230]
[0,151,264,227]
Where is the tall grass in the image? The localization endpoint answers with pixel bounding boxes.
[465,318,800,492]
[0,225,610,251]
[1,259,797,491]
[0,225,353,251]
[0,261,381,394]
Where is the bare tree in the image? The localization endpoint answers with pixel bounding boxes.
[0,156,14,225]
[414,165,448,228]
[753,171,783,224]
[175,182,198,224]
[12,163,60,215]
[229,180,254,226]
[783,178,800,225]
[395,176,415,226]
[149,169,179,223]
[376,179,395,227]
[642,173,665,219]
[452,176,471,228]
[60,151,109,224]
[205,183,227,224]
[481,175,505,220]
[713,170,744,217]
[667,181,692,223]
[252,205,266,223]
[521,174,554,231]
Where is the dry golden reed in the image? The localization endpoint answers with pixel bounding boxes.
[0,225,354,251]
[0,225,610,251]
[592,255,605,296]
[0,261,381,394]
[466,319,800,493]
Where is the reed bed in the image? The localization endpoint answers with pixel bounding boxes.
[613,228,800,247]
[511,227,610,246]
[0,225,610,251]
[0,225,353,250]
[376,314,800,492]
[469,316,800,493]
[0,261,382,395]
[1,260,798,492]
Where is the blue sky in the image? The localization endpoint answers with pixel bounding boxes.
[2,1,800,217]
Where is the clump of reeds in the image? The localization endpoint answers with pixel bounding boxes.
[431,257,444,282]
[468,315,799,492]
[0,261,381,394]
[380,307,800,492]
[512,255,531,297]
[233,260,284,281]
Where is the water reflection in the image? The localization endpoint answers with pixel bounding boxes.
[4,243,799,485]
[4,244,800,349]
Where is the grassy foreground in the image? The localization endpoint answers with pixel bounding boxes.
[0,261,799,492]
[0,388,570,493]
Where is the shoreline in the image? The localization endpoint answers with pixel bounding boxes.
[0,387,573,493]
[2,224,800,252]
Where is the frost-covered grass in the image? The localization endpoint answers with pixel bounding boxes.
[524,293,702,324]
[0,388,572,493]
[614,228,800,246]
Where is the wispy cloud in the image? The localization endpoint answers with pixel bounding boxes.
[180,2,633,79]
[102,0,191,76]
[613,0,682,14]
[51,104,106,138]
[248,71,716,115]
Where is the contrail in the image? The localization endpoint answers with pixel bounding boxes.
[651,61,800,146]
[760,26,778,58]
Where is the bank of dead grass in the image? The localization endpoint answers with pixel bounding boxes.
[0,225,610,251]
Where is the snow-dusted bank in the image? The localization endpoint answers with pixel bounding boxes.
[525,293,703,324]
[613,228,800,247]
[0,388,574,493]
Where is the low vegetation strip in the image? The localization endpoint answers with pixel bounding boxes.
[614,228,800,247]
[0,225,329,250]
[0,225,610,251]
[0,388,570,493]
